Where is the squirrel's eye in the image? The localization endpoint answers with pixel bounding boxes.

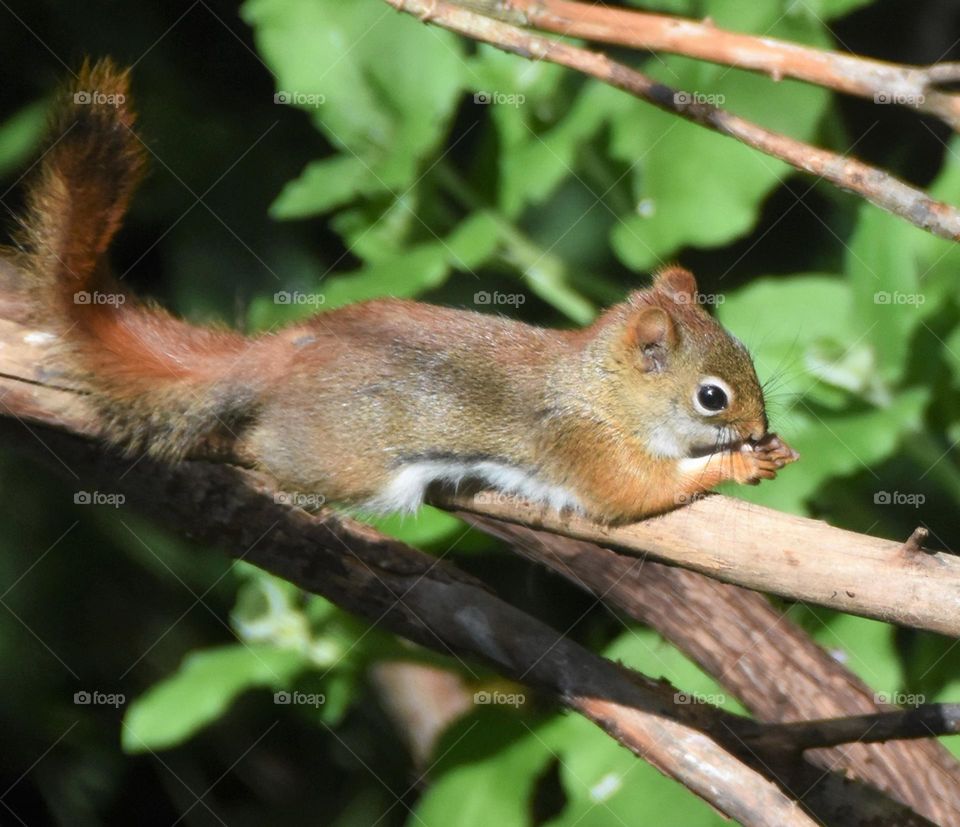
[694,379,731,415]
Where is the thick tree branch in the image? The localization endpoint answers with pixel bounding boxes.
[438,489,960,637]
[460,0,960,130]
[385,0,960,241]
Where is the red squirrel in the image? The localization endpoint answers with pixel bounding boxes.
[7,61,797,524]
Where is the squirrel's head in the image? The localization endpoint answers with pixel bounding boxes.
[601,266,768,459]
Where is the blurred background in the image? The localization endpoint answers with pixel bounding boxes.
[1,0,960,824]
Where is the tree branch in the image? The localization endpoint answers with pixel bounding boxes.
[459,0,960,130]
[436,489,960,637]
[741,706,960,753]
[385,0,960,241]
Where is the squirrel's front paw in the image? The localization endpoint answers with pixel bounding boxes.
[735,434,800,485]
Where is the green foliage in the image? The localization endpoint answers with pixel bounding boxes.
[122,643,305,752]
[0,99,47,179]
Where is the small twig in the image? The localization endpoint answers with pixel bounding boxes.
[735,705,960,754]
[385,0,960,241]
[459,0,960,130]
[901,526,930,554]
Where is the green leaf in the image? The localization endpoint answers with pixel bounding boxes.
[270,154,380,219]
[496,83,629,218]
[0,99,48,179]
[468,43,569,158]
[716,274,852,406]
[795,0,877,20]
[811,614,900,696]
[604,626,746,713]
[845,203,936,383]
[608,13,831,269]
[243,0,465,192]
[444,211,502,271]
[364,505,470,549]
[122,644,305,753]
[909,134,960,311]
[414,711,553,827]
[727,388,929,514]
[319,243,450,308]
[248,242,449,328]
[946,326,960,387]
[719,271,931,517]
[624,0,701,13]
[545,713,723,827]
[330,190,423,263]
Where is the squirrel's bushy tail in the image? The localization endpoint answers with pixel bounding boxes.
[12,59,260,459]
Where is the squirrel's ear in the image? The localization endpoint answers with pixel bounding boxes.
[625,306,675,372]
[653,266,697,303]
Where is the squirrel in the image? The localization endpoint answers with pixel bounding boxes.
[5,60,798,524]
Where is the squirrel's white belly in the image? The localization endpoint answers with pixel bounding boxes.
[367,459,584,514]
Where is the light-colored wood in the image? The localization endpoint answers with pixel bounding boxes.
[440,490,960,637]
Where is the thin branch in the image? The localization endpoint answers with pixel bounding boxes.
[385,0,960,241]
[739,705,960,753]
[460,0,960,130]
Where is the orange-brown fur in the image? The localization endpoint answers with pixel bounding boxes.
[5,61,797,523]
